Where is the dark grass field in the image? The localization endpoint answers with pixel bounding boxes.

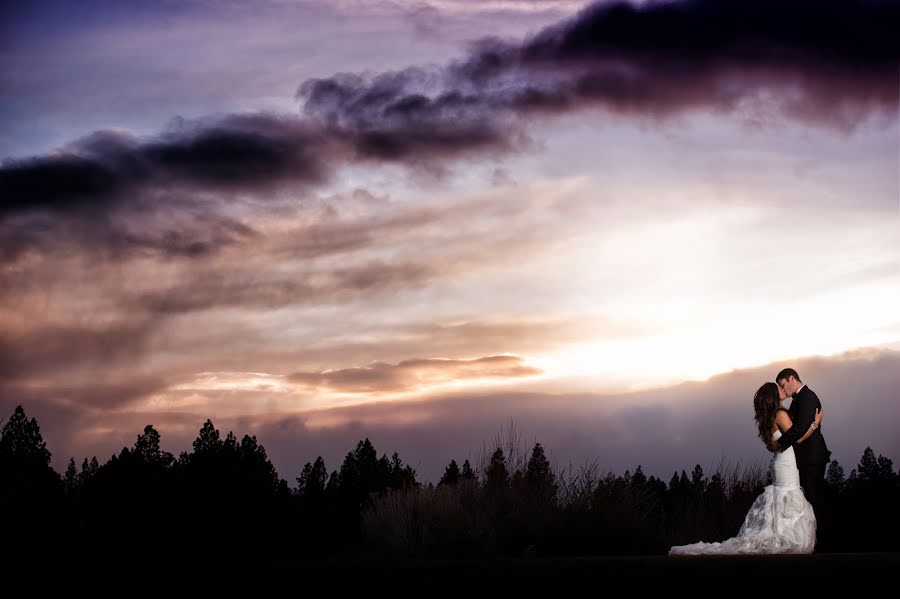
[205,553,900,590]
[18,551,896,590]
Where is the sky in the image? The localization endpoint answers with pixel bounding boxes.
[1,0,898,483]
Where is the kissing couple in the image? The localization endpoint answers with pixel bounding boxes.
[670,368,832,555]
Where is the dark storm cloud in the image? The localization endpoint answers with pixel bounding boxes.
[0,117,336,216]
[8,0,893,217]
[0,112,516,263]
[295,66,519,149]
[302,0,898,129]
[0,106,516,221]
[287,354,542,393]
[2,0,896,261]
[0,119,331,263]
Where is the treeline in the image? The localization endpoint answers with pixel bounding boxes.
[1,405,897,565]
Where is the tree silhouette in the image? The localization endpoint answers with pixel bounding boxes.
[166,420,286,560]
[0,405,64,543]
[193,419,223,454]
[826,460,846,493]
[337,438,381,511]
[838,447,900,551]
[631,465,648,488]
[78,456,99,485]
[76,423,179,555]
[386,451,418,490]
[485,447,510,494]
[64,457,78,494]
[325,469,340,496]
[134,425,175,468]
[668,471,680,493]
[294,455,333,551]
[0,405,53,465]
[439,459,461,486]
[4,404,900,563]
[461,459,476,481]
[856,447,894,483]
[297,456,328,503]
[238,433,281,497]
[690,464,706,496]
[525,442,558,503]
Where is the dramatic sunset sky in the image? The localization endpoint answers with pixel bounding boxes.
[1,0,898,482]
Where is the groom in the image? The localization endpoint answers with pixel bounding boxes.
[768,368,833,549]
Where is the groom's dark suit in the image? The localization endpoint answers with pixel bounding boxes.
[776,384,832,548]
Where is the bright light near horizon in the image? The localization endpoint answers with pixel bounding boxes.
[536,278,900,391]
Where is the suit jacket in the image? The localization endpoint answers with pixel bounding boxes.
[776,385,831,465]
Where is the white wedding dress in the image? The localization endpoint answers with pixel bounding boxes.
[669,429,816,555]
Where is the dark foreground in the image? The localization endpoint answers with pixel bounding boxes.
[28,552,897,590]
[250,553,897,589]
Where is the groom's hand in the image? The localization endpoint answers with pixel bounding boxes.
[766,437,779,452]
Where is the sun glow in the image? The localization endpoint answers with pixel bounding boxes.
[536,277,900,391]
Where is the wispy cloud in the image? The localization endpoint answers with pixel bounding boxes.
[287,354,542,393]
[0,318,161,380]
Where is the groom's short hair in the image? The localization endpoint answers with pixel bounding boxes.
[776,368,801,383]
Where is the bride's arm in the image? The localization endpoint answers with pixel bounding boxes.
[796,407,823,444]
[775,408,822,445]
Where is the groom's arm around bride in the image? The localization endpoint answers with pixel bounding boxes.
[766,387,820,453]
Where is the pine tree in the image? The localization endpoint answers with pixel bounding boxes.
[853,447,896,491]
[0,406,64,540]
[64,457,79,493]
[439,459,461,486]
[387,451,417,489]
[337,438,381,509]
[485,447,509,493]
[192,419,222,455]
[668,471,680,492]
[826,460,846,493]
[238,434,280,496]
[857,447,879,481]
[134,425,174,468]
[461,459,476,481]
[691,464,706,495]
[0,405,52,467]
[79,456,99,484]
[631,465,647,488]
[525,442,557,502]
[325,469,340,497]
[297,456,328,501]
[224,431,239,456]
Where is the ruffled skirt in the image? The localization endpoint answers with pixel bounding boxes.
[668,484,816,555]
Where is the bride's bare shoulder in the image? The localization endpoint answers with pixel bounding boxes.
[774,408,793,432]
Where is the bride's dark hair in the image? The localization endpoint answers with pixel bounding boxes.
[753,382,780,446]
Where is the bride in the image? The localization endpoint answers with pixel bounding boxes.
[669,381,822,555]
